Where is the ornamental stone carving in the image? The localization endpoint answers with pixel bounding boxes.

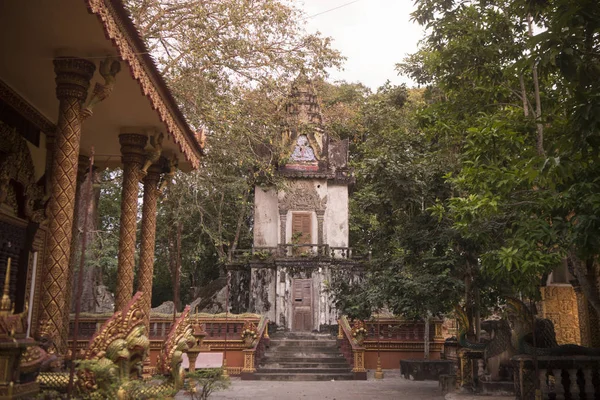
[278,181,327,212]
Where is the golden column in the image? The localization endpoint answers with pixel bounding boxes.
[114,133,147,311]
[137,162,162,330]
[39,57,95,354]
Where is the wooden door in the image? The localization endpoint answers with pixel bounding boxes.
[291,213,311,254]
[292,279,312,331]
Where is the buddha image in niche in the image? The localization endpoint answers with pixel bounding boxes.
[291,135,316,162]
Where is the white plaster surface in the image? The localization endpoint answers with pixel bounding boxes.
[253,187,278,247]
[325,184,349,248]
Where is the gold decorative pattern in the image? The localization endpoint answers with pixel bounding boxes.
[114,134,147,311]
[540,286,581,345]
[137,164,162,330]
[39,57,95,354]
[85,0,201,168]
[352,350,366,373]
[26,225,46,339]
[242,349,256,373]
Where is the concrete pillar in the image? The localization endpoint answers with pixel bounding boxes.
[137,163,162,331]
[39,57,95,354]
[114,133,147,311]
[279,210,287,255]
[316,210,325,246]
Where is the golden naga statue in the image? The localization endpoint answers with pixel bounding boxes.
[37,292,148,398]
[37,292,196,399]
[156,305,195,390]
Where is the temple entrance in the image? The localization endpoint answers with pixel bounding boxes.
[292,279,313,331]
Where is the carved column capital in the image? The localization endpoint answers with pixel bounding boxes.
[143,163,162,186]
[53,57,96,102]
[119,133,148,166]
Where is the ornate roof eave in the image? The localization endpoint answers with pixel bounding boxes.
[85,0,203,168]
[276,169,335,179]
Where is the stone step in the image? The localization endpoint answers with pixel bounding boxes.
[260,362,350,369]
[258,368,352,374]
[265,347,341,355]
[271,332,335,340]
[254,332,352,381]
[262,356,346,364]
[269,339,337,348]
[252,372,354,381]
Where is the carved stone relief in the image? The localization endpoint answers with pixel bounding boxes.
[540,286,581,345]
[278,181,327,212]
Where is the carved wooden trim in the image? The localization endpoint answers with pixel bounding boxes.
[0,79,55,134]
[85,0,201,168]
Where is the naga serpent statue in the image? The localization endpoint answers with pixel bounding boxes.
[506,297,600,357]
[37,292,193,399]
[455,305,514,360]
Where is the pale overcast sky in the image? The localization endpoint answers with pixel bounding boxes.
[299,0,424,89]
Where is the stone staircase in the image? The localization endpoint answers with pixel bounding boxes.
[255,332,353,381]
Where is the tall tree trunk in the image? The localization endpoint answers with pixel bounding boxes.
[172,221,182,312]
[519,74,530,117]
[474,285,481,342]
[71,169,100,313]
[465,274,474,338]
[423,315,430,360]
[527,14,545,157]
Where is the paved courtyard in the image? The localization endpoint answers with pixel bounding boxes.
[177,370,446,400]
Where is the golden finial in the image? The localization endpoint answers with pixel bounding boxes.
[0,257,13,315]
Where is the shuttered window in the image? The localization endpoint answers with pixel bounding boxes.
[291,213,311,244]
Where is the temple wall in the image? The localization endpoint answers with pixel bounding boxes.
[540,285,581,345]
[258,266,337,330]
[325,184,349,247]
[249,267,276,323]
[253,188,278,247]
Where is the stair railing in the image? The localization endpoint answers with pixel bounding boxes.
[241,316,270,379]
[513,354,600,400]
[338,316,367,380]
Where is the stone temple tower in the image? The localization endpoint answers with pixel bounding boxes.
[245,77,359,331]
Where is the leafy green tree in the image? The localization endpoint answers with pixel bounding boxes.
[400,0,600,320]
[120,1,344,308]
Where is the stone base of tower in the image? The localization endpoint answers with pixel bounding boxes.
[227,258,363,332]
